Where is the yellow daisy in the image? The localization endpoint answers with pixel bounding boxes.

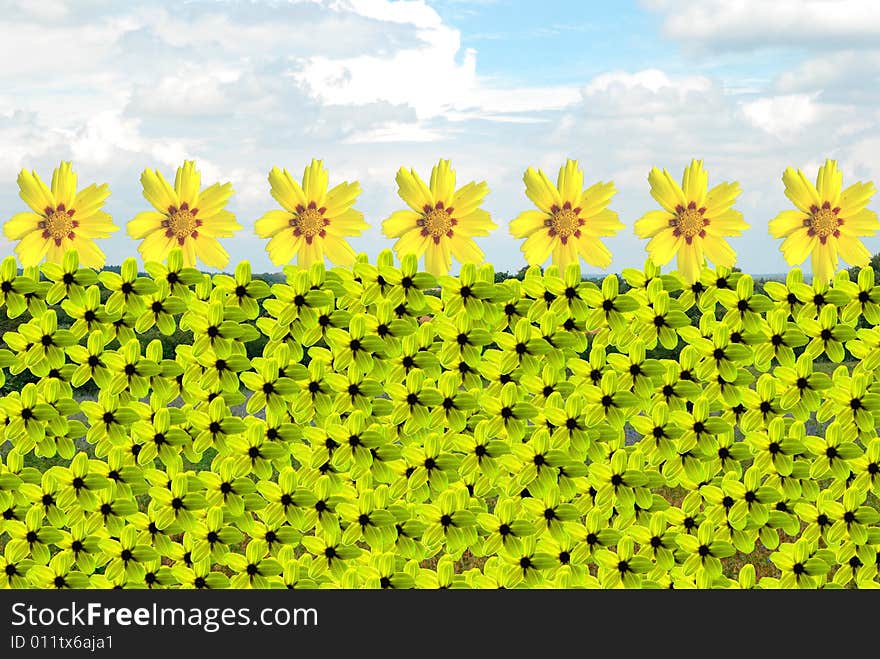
[3,161,117,268]
[382,159,496,276]
[769,159,878,284]
[634,159,748,284]
[509,159,623,270]
[254,160,368,268]
[127,160,241,268]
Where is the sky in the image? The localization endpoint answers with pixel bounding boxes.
[0,0,878,276]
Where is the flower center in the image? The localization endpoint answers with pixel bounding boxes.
[805,202,842,244]
[669,202,709,244]
[39,204,79,246]
[418,201,457,244]
[290,202,328,244]
[545,201,584,245]
[162,202,202,245]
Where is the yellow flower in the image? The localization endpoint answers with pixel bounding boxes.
[769,159,878,284]
[3,161,117,268]
[382,159,496,276]
[127,160,241,268]
[634,160,748,284]
[510,159,623,270]
[254,160,368,268]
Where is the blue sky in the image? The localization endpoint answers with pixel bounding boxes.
[0,0,878,275]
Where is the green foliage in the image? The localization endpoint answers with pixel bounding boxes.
[1,249,880,590]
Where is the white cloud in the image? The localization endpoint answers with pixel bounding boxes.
[740,94,820,136]
[645,0,880,51]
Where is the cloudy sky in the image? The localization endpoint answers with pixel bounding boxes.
[1,0,878,275]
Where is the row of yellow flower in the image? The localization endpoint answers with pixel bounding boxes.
[4,159,878,284]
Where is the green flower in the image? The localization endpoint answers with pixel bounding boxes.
[0,254,37,318]
[300,526,362,581]
[584,272,638,336]
[582,370,641,429]
[629,401,680,466]
[753,308,807,371]
[763,267,804,317]
[804,420,862,481]
[628,509,678,572]
[439,262,495,320]
[418,485,477,557]
[838,265,880,325]
[56,516,107,575]
[144,248,204,299]
[606,338,664,399]
[715,274,773,333]
[768,539,832,589]
[800,303,855,363]
[224,539,283,589]
[26,551,90,589]
[41,249,99,305]
[6,506,64,565]
[595,535,651,588]
[99,523,160,583]
[675,520,735,588]
[500,535,554,587]
[99,256,157,315]
[387,369,443,433]
[148,472,207,532]
[172,558,230,590]
[631,278,690,350]
[0,541,36,588]
[818,369,880,433]
[213,260,271,320]
[520,485,580,541]
[337,486,397,550]
[48,452,111,519]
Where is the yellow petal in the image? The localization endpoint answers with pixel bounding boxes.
[141,169,178,213]
[255,210,293,239]
[839,181,877,218]
[74,183,111,218]
[553,238,578,271]
[75,211,118,239]
[325,181,361,218]
[4,212,42,240]
[267,230,300,266]
[127,211,166,239]
[268,167,307,212]
[582,208,624,237]
[430,160,456,205]
[634,210,674,239]
[841,208,880,236]
[782,167,820,213]
[816,160,842,207]
[139,230,175,264]
[682,160,708,208]
[181,234,198,268]
[811,241,837,284]
[779,228,815,265]
[382,210,420,238]
[302,160,328,207]
[768,210,808,238]
[510,210,549,238]
[706,208,748,236]
[835,233,871,267]
[557,159,583,205]
[676,240,704,284]
[521,229,554,266]
[576,234,612,269]
[450,181,489,218]
[196,182,234,219]
[424,238,451,276]
[449,234,484,265]
[394,228,429,259]
[648,167,686,213]
[194,235,229,269]
[17,169,55,214]
[174,161,201,207]
[523,167,561,214]
[646,228,682,265]
[455,209,496,237]
[578,181,616,217]
[321,233,357,266]
[50,162,77,210]
[199,210,241,238]
[396,167,434,213]
[701,234,737,269]
[326,208,368,236]
[72,237,106,269]
[14,230,51,267]
[298,236,322,268]
[704,181,741,217]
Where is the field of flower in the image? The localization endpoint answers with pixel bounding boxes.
[1,156,880,589]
